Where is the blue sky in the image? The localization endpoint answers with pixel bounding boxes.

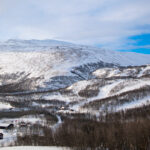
[0,0,150,54]
[120,34,150,54]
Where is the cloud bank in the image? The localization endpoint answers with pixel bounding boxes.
[0,0,150,50]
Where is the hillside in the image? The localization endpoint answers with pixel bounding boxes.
[0,39,150,148]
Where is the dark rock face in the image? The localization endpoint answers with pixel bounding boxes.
[71,61,117,80]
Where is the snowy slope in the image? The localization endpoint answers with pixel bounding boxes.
[0,39,150,91]
[0,39,150,114]
[0,102,13,109]
[0,39,150,66]
[1,39,150,148]
[65,65,150,113]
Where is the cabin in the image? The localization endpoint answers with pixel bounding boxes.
[60,106,65,110]
[0,124,14,130]
[0,133,3,140]
[19,121,27,127]
[70,109,74,112]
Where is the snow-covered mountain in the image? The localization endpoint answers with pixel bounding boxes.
[0,39,150,91]
[0,39,150,115]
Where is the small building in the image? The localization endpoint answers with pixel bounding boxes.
[19,121,27,127]
[0,133,3,140]
[60,106,65,110]
[0,124,14,130]
[70,109,74,112]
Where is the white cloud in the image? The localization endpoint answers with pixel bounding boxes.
[0,0,150,50]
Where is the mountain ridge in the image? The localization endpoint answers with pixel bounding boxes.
[0,39,150,91]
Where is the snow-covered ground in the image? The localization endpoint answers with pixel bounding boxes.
[0,115,47,127]
[43,93,71,102]
[0,146,69,150]
[0,115,47,147]
[67,80,93,94]
[93,65,150,78]
[69,76,150,114]
[115,79,150,95]
[0,129,17,147]
[0,103,13,110]
[117,96,150,111]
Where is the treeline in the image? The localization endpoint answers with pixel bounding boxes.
[104,104,150,121]
[15,113,150,150]
[84,85,150,110]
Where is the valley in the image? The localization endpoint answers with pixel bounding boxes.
[0,40,150,149]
